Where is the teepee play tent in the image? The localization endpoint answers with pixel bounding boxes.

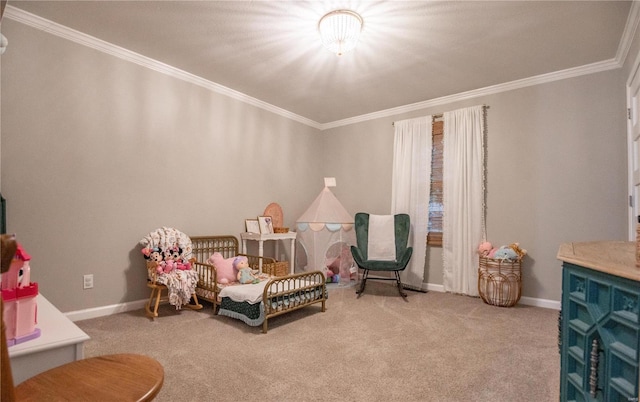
[296,179,356,285]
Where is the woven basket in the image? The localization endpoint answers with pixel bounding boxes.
[264,261,289,277]
[478,257,522,307]
[273,227,289,234]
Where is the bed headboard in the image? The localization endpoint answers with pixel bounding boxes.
[190,235,239,263]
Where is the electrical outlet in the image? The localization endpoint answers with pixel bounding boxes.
[83,274,94,289]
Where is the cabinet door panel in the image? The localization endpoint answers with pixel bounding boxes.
[561,264,640,402]
[612,288,639,324]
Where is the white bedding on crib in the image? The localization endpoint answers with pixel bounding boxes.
[219,277,322,304]
[219,280,269,304]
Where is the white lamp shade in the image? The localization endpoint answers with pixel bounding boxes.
[318,10,363,56]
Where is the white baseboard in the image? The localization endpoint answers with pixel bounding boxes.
[423,283,445,292]
[65,299,147,322]
[519,296,561,310]
[420,282,561,310]
[64,283,561,322]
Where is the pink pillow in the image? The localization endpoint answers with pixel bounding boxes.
[207,252,237,284]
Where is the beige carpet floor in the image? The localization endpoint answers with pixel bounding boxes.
[76,282,560,402]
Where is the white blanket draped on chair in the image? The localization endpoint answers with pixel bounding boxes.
[391,116,432,290]
[367,214,397,261]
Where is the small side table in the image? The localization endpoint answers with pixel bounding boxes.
[240,232,296,274]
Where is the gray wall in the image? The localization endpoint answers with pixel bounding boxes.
[1,16,634,311]
[324,71,629,302]
[1,21,325,312]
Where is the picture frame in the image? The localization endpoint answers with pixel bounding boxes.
[245,219,260,234]
[258,216,273,234]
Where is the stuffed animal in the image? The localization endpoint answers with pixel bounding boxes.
[509,243,527,259]
[325,268,334,283]
[163,246,180,263]
[492,246,518,260]
[208,252,238,284]
[492,243,527,261]
[142,247,168,274]
[477,242,493,257]
[142,247,163,263]
[234,256,259,284]
[157,260,176,274]
[175,260,191,271]
[488,247,498,258]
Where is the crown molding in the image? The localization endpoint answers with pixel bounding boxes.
[320,58,621,130]
[6,4,637,132]
[616,0,640,66]
[4,6,322,130]
[324,1,639,130]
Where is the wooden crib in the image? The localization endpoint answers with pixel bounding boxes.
[190,235,326,333]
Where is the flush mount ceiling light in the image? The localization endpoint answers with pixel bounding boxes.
[318,9,363,56]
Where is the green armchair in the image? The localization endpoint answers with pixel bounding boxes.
[350,212,413,298]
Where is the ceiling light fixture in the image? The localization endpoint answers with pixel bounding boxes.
[318,9,363,56]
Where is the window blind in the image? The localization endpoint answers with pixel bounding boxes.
[427,119,443,246]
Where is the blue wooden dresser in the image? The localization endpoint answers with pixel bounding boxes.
[558,241,640,401]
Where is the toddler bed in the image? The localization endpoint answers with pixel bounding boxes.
[190,235,326,333]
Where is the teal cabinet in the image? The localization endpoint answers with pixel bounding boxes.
[559,242,640,402]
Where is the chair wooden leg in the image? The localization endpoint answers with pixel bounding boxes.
[151,287,163,318]
[146,287,163,319]
[147,286,203,318]
[145,287,159,318]
[394,271,408,299]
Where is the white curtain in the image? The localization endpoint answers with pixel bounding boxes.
[442,105,486,296]
[391,116,432,290]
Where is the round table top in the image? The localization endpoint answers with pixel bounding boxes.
[15,353,164,401]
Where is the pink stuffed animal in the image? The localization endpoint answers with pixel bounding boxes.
[325,268,334,283]
[175,260,191,271]
[158,260,177,274]
[207,252,238,284]
[477,242,493,257]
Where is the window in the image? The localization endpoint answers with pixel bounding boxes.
[427,118,443,246]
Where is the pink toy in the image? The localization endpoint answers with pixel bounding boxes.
[1,241,40,346]
[156,260,176,274]
[477,241,493,257]
[175,260,191,270]
[144,244,192,274]
[208,252,238,284]
[325,268,334,283]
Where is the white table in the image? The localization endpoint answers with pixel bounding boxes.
[240,232,296,274]
[8,294,90,383]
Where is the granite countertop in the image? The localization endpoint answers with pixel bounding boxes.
[557,241,640,282]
